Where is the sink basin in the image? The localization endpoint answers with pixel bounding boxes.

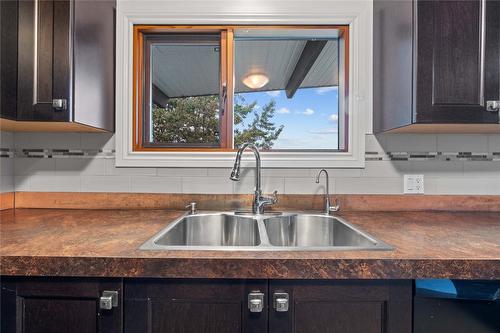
[140,212,392,251]
[264,214,380,248]
[143,214,260,249]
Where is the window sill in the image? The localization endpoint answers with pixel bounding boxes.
[115,150,365,168]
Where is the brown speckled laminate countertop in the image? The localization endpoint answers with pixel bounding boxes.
[1,209,499,279]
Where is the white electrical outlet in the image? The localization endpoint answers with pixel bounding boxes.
[404,175,424,194]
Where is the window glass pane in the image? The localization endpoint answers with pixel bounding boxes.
[147,35,221,147]
[233,29,341,150]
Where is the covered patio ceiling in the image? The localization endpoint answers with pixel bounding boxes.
[151,37,339,105]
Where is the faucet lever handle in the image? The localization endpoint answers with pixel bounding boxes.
[271,190,278,204]
[329,198,340,212]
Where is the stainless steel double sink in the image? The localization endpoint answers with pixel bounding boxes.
[140,212,392,251]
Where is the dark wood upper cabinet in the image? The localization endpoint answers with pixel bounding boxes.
[17,0,71,122]
[374,0,500,133]
[1,278,122,333]
[0,0,115,132]
[0,1,18,120]
[268,280,412,333]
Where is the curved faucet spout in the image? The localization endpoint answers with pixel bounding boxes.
[229,143,277,214]
[230,143,261,192]
[315,169,339,214]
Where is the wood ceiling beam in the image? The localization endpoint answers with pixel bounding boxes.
[285,40,327,98]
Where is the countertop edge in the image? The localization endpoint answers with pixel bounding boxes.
[2,256,499,280]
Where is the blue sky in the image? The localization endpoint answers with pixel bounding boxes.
[235,86,339,149]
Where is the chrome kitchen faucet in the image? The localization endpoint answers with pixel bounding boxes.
[315,169,340,215]
[230,143,278,214]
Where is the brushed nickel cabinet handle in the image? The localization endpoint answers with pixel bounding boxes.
[486,101,500,112]
[99,290,118,310]
[52,99,67,111]
[248,291,264,313]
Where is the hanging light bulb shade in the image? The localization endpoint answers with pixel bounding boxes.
[242,73,269,89]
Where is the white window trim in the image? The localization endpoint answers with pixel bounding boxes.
[115,0,372,168]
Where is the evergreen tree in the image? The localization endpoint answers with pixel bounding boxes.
[152,96,220,144]
[152,94,283,149]
[233,96,284,149]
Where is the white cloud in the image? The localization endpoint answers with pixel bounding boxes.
[308,128,338,134]
[277,107,290,114]
[302,108,315,116]
[265,90,281,97]
[329,114,338,122]
[315,86,338,95]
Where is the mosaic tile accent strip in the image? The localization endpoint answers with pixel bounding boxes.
[367,151,500,162]
[0,148,115,159]
[0,148,14,158]
[1,147,499,161]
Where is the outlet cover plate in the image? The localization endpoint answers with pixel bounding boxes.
[404,174,424,194]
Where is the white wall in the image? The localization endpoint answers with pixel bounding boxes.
[6,132,500,195]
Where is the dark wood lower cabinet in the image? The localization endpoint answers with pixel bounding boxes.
[124,279,268,333]
[124,279,412,333]
[269,280,412,333]
[1,278,412,333]
[0,278,122,333]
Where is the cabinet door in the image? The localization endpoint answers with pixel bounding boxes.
[17,0,71,121]
[0,0,18,120]
[1,278,122,333]
[416,0,500,123]
[269,280,412,333]
[125,279,268,333]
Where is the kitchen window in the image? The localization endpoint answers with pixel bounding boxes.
[133,26,349,152]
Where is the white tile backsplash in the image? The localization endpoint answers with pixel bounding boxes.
[335,177,402,194]
[14,132,81,149]
[0,175,14,192]
[365,134,386,153]
[207,168,232,177]
[262,168,311,178]
[0,158,14,176]
[158,167,208,177]
[431,177,500,195]
[1,131,15,192]
[488,135,500,152]
[0,131,14,148]
[81,175,131,192]
[393,160,464,177]
[437,134,489,152]
[284,177,329,194]
[105,159,156,176]
[361,161,403,178]
[80,133,115,150]
[463,161,500,177]
[56,158,106,175]
[233,176,284,194]
[131,176,182,193]
[385,134,437,152]
[14,176,31,191]
[182,176,233,194]
[3,132,500,195]
[310,168,362,178]
[30,175,81,192]
[15,158,56,176]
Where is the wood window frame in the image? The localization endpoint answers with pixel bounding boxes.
[132,25,349,152]
[142,33,223,149]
